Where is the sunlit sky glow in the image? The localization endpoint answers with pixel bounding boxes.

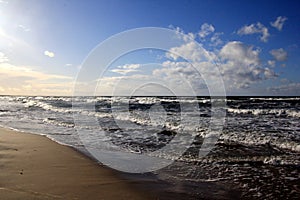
[0,0,299,96]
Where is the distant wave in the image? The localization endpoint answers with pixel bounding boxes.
[227,107,300,118]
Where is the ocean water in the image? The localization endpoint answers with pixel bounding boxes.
[0,96,299,199]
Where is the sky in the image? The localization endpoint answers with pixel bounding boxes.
[0,0,299,96]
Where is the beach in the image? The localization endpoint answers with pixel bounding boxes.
[0,127,154,200]
[0,96,299,199]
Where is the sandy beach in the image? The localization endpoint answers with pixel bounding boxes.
[0,128,154,200]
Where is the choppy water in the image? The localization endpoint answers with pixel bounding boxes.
[0,96,299,199]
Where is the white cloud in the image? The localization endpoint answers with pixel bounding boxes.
[267,60,276,67]
[0,52,9,63]
[65,63,73,67]
[44,50,55,58]
[83,37,280,95]
[77,24,288,96]
[172,26,196,42]
[110,69,135,75]
[94,75,177,96]
[0,63,72,80]
[210,32,223,46]
[166,41,216,62]
[219,41,277,88]
[111,64,140,75]
[18,25,30,32]
[237,22,270,42]
[269,48,287,61]
[121,63,140,69]
[157,40,277,92]
[270,16,288,31]
[264,67,277,79]
[199,23,215,38]
[154,61,209,94]
[0,63,73,95]
[219,41,260,66]
[89,23,286,95]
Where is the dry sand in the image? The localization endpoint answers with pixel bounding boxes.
[0,128,155,200]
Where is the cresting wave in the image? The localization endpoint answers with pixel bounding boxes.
[14,96,300,119]
[0,96,299,154]
[17,96,210,131]
[227,107,300,118]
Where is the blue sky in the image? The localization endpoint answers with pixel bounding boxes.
[0,0,299,96]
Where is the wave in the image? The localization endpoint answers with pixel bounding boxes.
[220,134,300,153]
[227,108,300,118]
[43,117,75,128]
[249,97,300,101]
[23,99,73,113]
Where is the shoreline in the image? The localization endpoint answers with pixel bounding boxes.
[1,127,239,200]
[0,127,155,200]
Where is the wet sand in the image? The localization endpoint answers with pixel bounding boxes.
[0,128,154,200]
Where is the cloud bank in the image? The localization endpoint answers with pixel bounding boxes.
[0,63,73,95]
[91,22,288,96]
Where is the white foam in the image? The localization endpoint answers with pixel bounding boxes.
[23,99,73,113]
[227,108,300,118]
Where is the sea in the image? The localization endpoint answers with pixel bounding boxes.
[0,96,299,199]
